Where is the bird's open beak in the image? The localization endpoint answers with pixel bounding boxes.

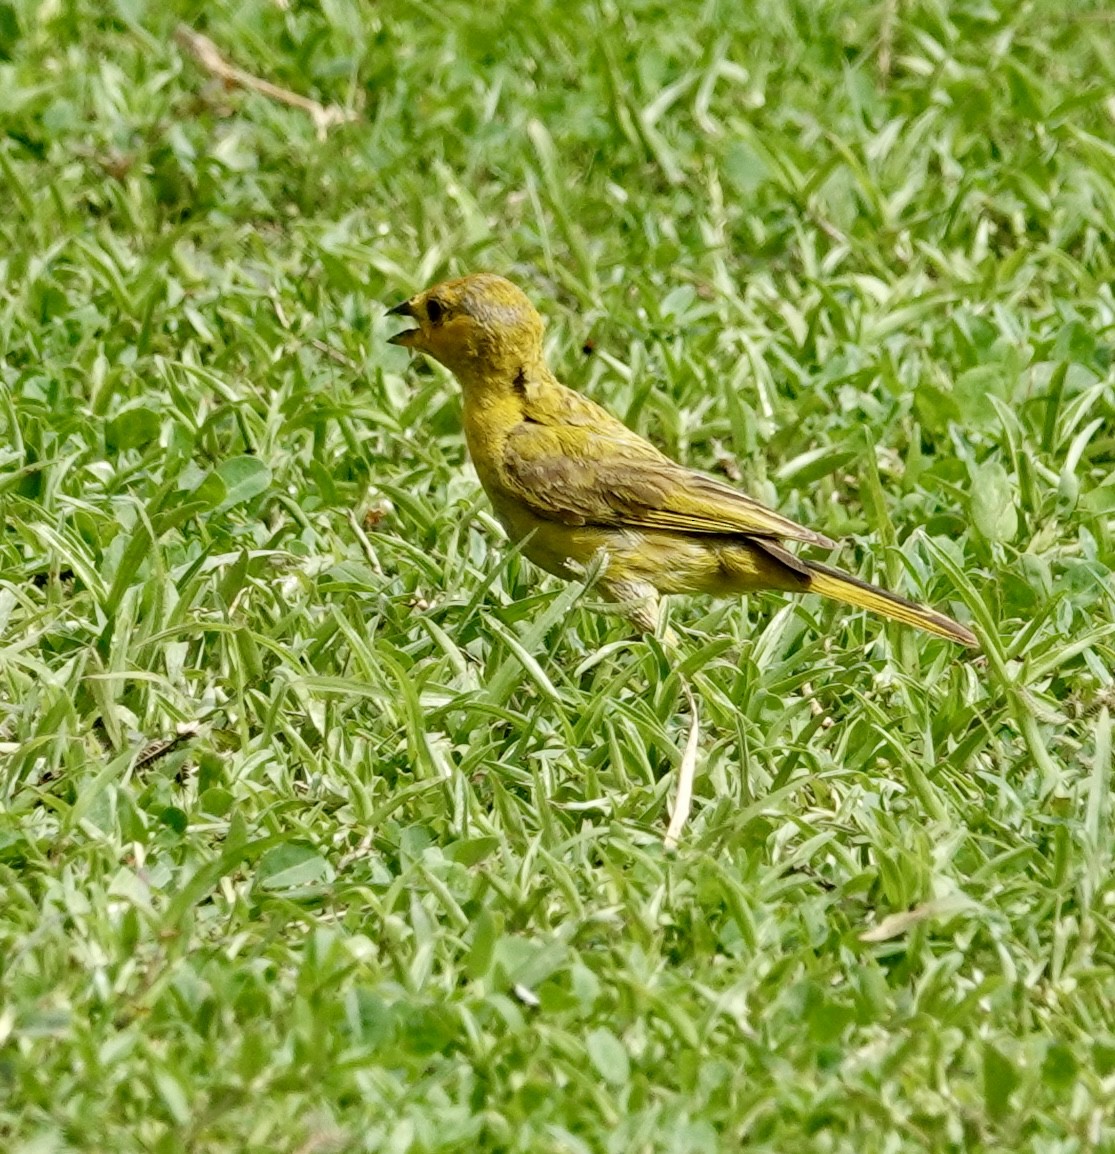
[386,299,421,347]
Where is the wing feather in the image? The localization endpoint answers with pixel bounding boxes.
[501,423,834,548]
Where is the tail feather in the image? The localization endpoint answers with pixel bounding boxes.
[805,560,978,648]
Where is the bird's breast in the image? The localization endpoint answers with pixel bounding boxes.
[462,396,518,487]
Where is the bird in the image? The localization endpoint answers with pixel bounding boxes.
[387,273,977,648]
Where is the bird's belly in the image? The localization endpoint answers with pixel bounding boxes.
[487,496,797,596]
[487,494,618,579]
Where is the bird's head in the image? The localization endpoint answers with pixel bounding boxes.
[387,273,545,386]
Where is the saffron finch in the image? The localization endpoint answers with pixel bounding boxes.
[388,274,977,648]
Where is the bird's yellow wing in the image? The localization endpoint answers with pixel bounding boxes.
[500,422,835,548]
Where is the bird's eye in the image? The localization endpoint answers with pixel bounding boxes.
[426,298,445,325]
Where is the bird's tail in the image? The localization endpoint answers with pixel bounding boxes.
[805,560,978,648]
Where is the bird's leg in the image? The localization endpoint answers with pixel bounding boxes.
[602,579,663,635]
[568,554,673,641]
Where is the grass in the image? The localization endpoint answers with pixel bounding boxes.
[2,0,1115,1149]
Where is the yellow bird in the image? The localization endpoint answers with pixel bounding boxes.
[388,274,977,648]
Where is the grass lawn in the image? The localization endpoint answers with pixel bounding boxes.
[3,0,1115,1149]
